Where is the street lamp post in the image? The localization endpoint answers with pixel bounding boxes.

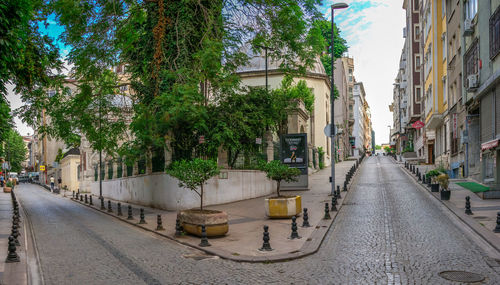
[330,3,348,196]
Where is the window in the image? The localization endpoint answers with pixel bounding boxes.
[413,0,419,12]
[415,86,422,102]
[348,68,353,82]
[442,76,447,103]
[465,0,478,21]
[119,85,128,92]
[48,90,56,97]
[464,39,479,87]
[415,54,421,71]
[490,5,500,59]
[442,34,447,61]
[414,25,421,41]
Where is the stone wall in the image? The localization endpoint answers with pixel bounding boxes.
[89,170,275,210]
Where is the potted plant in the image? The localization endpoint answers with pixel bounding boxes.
[261,160,302,218]
[167,158,228,237]
[3,180,13,193]
[426,169,441,192]
[437,173,451,200]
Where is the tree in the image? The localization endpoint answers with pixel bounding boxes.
[166,159,220,211]
[3,130,27,173]
[42,0,327,163]
[314,19,348,99]
[375,145,382,150]
[261,160,301,197]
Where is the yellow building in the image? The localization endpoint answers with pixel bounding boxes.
[422,0,447,164]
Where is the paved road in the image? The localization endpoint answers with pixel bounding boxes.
[17,156,500,284]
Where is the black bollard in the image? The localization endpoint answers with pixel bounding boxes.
[72,191,75,198]
[301,208,311,227]
[465,196,473,215]
[75,192,79,200]
[80,194,83,202]
[139,208,146,224]
[100,197,105,210]
[108,200,113,213]
[323,203,331,220]
[5,236,20,263]
[343,181,347,192]
[259,225,273,251]
[11,224,20,247]
[175,218,183,236]
[85,194,88,204]
[117,202,123,216]
[336,186,342,199]
[494,212,500,233]
[289,216,301,239]
[156,215,165,231]
[199,225,211,247]
[331,196,338,211]
[89,195,93,206]
[127,205,133,220]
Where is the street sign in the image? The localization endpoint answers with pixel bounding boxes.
[323,124,337,137]
[412,120,425,129]
[199,136,205,144]
[40,165,45,171]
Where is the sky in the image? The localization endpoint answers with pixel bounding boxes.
[320,0,405,145]
[8,0,405,145]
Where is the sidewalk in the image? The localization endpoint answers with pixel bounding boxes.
[0,190,28,285]
[402,162,500,255]
[67,159,362,262]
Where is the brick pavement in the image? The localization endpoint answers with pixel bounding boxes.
[14,156,500,284]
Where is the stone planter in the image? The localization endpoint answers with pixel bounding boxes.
[178,209,228,237]
[265,195,302,218]
[430,183,439,192]
[3,187,11,193]
[440,189,451,200]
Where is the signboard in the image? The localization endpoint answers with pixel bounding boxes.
[199,136,205,144]
[40,165,45,171]
[280,133,308,190]
[481,139,499,151]
[323,124,337,137]
[255,138,262,145]
[412,120,425,129]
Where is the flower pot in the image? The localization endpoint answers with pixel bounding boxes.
[431,183,439,192]
[265,195,301,218]
[178,209,228,237]
[3,187,11,193]
[440,190,451,200]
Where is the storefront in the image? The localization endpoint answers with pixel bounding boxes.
[481,139,499,189]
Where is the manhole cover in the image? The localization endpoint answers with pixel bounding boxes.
[438,271,485,283]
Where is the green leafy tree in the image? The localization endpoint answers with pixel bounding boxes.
[261,160,301,197]
[3,130,27,173]
[44,0,327,162]
[166,159,220,211]
[375,145,382,150]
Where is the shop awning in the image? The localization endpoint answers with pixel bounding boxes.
[481,139,499,151]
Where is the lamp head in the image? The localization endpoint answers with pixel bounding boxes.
[332,3,349,9]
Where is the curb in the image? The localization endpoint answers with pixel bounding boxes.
[67,160,364,263]
[398,162,500,256]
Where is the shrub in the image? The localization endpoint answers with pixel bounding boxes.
[261,160,301,197]
[167,158,220,211]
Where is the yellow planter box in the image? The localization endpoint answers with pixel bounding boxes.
[265,195,301,218]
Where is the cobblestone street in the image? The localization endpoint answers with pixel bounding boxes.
[16,156,500,284]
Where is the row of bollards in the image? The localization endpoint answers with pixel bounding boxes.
[7,188,21,263]
[404,161,500,234]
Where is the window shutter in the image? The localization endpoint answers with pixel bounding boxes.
[481,93,494,142]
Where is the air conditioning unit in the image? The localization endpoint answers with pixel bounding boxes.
[467,74,479,90]
[464,19,474,36]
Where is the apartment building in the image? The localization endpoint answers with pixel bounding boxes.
[352,82,367,156]
[334,57,356,160]
[462,0,500,188]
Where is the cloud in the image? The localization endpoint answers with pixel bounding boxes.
[321,0,405,144]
